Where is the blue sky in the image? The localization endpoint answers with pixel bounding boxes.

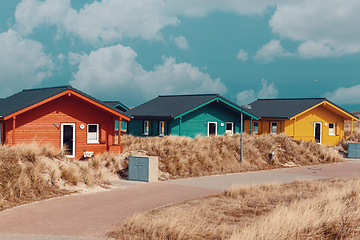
[1,0,360,110]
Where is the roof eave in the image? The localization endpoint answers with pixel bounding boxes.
[131,115,174,120]
[173,97,259,120]
[3,89,131,121]
[289,100,358,121]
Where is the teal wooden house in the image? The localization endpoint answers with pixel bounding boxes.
[126,94,258,138]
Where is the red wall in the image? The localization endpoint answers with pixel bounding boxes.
[4,95,122,159]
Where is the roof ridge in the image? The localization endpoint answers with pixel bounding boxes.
[257,97,326,100]
[21,85,72,92]
[158,93,219,97]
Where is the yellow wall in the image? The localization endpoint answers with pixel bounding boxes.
[246,105,346,145]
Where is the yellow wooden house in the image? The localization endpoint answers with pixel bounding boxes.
[243,98,358,145]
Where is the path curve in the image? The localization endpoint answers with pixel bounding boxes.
[0,160,359,239]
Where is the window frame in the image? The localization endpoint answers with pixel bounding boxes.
[253,121,259,134]
[0,123,2,144]
[159,121,165,136]
[225,122,234,135]
[270,122,277,134]
[114,120,119,145]
[87,124,99,144]
[143,120,149,136]
[328,122,335,136]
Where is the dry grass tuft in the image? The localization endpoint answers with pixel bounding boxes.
[122,133,344,180]
[0,143,116,210]
[109,178,360,240]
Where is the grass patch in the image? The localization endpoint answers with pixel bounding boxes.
[109,178,360,240]
[0,143,122,210]
[122,133,344,180]
[0,130,350,211]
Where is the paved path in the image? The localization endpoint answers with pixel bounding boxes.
[0,159,360,240]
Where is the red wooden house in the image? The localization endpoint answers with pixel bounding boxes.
[0,86,130,159]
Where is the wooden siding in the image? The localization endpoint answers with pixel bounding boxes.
[245,104,346,145]
[4,95,122,159]
[127,101,253,138]
[127,119,169,137]
[170,102,242,138]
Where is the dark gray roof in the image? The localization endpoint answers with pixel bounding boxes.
[102,101,129,112]
[246,98,356,119]
[126,94,257,120]
[0,85,129,119]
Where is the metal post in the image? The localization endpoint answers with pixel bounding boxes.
[240,110,243,163]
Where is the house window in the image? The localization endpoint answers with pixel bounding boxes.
[271,122,277,134]
[225,122,233,135]
[208,122,217,136]
[253,121,259,134]
[159,121,165,136]
[329,123,335,136]
[0,123,2,143]
[143,120,149,135]
[87,124,99,143]
[114,120,119,145]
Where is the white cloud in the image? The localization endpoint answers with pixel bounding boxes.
[14,0,360,58]
[57,53,65,63]
[253,39,292,64]
[258,79,278,99]
[165,0,283,17]
[15,0,179,44]
[323,85,360,104]
[0,29,53,97]
[297,41,336,58]
[170,36,189,50]
[69,45,227,106]
[236,79,278,105]
[270,0,360,57]
[13,0,285,45]
[236,49,248,61]
[15,0,71,35]
[236,90,256,106]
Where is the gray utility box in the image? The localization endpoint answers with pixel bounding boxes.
[348,143,360,159]
[128,156,158,182]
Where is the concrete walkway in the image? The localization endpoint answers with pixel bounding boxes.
[0,160,360,240]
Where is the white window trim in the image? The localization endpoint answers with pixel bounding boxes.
[225,122,234,135]
[253,121,259,134]
[328,122,335,136]
[159,121,165,136]
[61,123,75,158]
[207,121,218,136]
[143,120,149,136]
[270,122,277,134]
[87,124,99,144]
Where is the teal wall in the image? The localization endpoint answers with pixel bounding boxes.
[115,120,127,131]
[127,119,144,136]
[170,102,242,138]
[127,119,169,137]
[128,101,251,138]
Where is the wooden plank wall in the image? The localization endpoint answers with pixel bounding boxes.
[4,95,121,159]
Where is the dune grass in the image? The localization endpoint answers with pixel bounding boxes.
[109,178,360,240]
[0,143,126,210]
[122,133,343,180]
[0,131,346,211]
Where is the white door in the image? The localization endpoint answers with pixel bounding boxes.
[61,123,75,158]
[208,122,217,136]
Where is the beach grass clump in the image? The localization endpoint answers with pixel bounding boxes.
[109,178,360,240]
[122,133,344,180]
